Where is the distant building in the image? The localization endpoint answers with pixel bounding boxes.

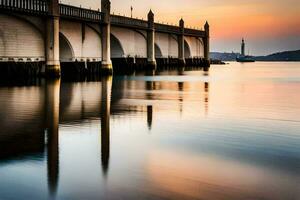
[241,38,245,56]
[237,38,255,62]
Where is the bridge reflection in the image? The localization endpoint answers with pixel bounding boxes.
[0,72,210,198]
[0,82,45,160]
[100,76,112,177]
[45,79,60,197]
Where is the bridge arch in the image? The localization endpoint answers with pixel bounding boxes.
[196,38,205,58]
[155,43,163,58]
[155,33,178,58]
[82,25,102,60]
[169,35,178,58]
[86,24,101,36]
[134,30,147,40]
[184,40,191,58]
[111,33,125,58]
[59,32,74,62]
[184,36,204,58]
[8,14,44,35]
[0,14,44,59]
[60,21,102,61]
[111,27,147,58]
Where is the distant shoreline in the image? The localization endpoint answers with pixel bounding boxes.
[211,50,300,62]
[213,60,300,62]
[210,60,300,66]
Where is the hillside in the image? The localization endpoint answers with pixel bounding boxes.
[210,52,239,61]
[211,50,300,61]
[255,50,300,61]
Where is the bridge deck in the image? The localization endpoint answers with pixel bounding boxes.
[0,0,205,37]
[0,0,48,15]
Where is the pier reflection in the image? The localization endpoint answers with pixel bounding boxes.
[45,79,60,197]
[178,82,184,115]
[0,81,45,160]
[0,69,212,199]
[0,64,300,200]
[147,105,153,130]
[204,82,209,116]
[145,73,155,130]
[100,76,112,176]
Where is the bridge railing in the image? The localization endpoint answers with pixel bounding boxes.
[184,28,206,37]
[0,0,48,14]
[111,15,148,29]
[59,4,103,22]
[154,23,180,34]
[0,1,206,37]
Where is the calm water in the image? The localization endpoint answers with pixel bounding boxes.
[0,62,300,200]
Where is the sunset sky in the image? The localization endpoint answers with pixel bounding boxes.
[63,0,300,55]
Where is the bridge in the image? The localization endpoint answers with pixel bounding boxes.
[0,0,210,77]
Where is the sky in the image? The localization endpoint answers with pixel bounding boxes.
[62,0,300,56]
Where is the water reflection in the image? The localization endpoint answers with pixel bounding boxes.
[1,63,300,200]
[145,75,155,130]
[45,79,60,197]
[204,82,209,115]
[100,76,112,177]
[178,82,184,115]
[0,84,45,161]
[147,105,153,130]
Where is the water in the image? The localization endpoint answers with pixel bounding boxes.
[0,62,300,200]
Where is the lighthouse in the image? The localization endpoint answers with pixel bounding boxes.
[241,38,245,56]
[236,38,255,62]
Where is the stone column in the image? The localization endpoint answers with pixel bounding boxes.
[147,10,156,69]
[178,18,185,66]
[204,21,210,62]
[46,0,61,77]
[101,0,113,75]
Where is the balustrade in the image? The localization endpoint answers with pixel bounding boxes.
[111,15,148,28]
[0,0,205,37]
[59,4,103,22]
[155,23,180,34]
[184,28,205,37]
[0,0,48,14]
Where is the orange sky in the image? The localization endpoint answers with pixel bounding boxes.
[63,0,300,55]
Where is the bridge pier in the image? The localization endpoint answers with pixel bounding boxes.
[178,19,186,67]
[147,10,157,70]
[204,21,210,66]
[45,0,61,78]
[101,0,113,75]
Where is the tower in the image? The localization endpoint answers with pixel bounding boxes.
[204,21,210,61]
[178,18,185,66]
[45,0,60,77]
[147,9,156,68]
[101,0,113,74]
[241,38,245,56]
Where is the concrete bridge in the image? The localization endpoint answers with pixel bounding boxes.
[0,0,210,77]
